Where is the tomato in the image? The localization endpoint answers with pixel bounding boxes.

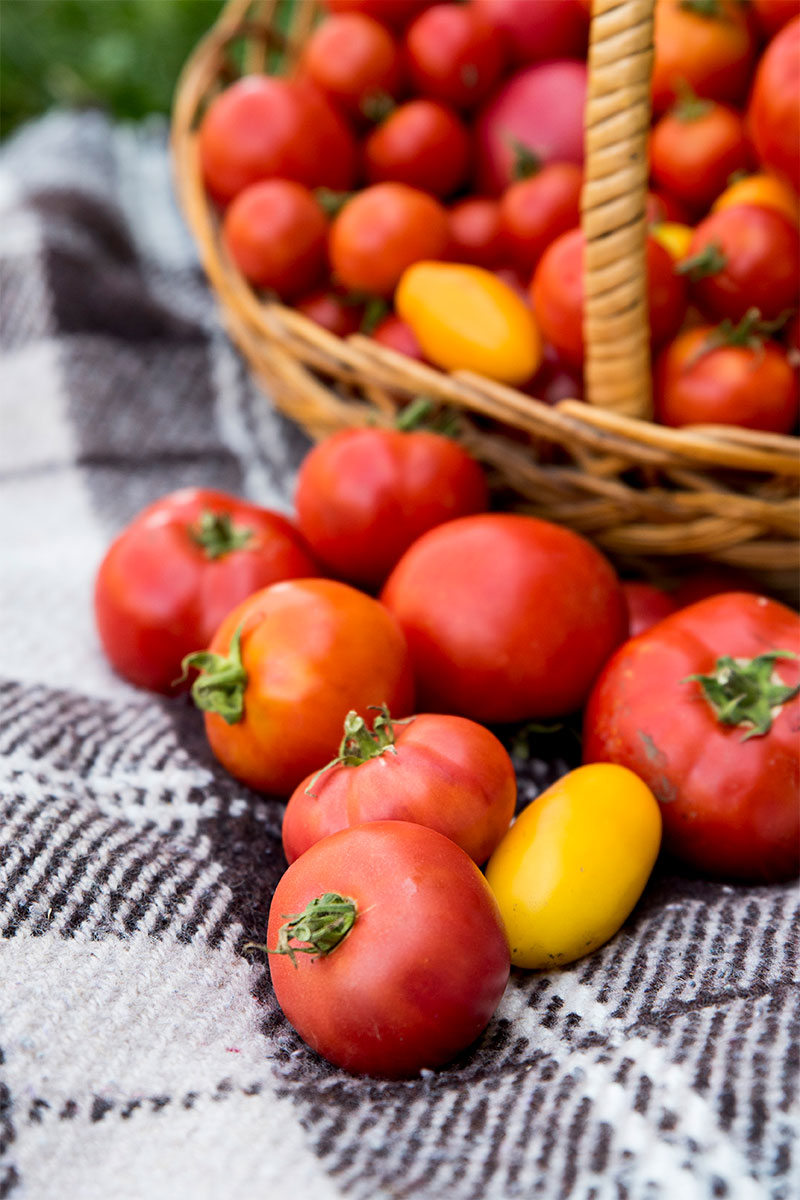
[531,229,687,368]
[712,173,799,227]
[524,343,584,405]
[184,579,414,794]
[282,707,516,864]
[329,183,449,295]
[622,581,677,638]
[499,162,582,274]
[447,197,508,269]
[371,313,426,359]
[654,320,799,434]
[485,764,661,969]
[403,3,506,110]
[471,0,589,65]
[679,204,800,324]
[650,221,694,263]
[221,180,327,297]
[750,0,800,40]
[266,821,510,1078]
[94,488,320,694]
[650,97,752,215]
[381,513,628,723]
[748,16,800,192]
[474,61,587,196]
[198,76,357,205]
[583,593,800,882]
[294,288,364,337]
[363,99,471,198]
[294,425,488,589]
[298,12,403,122]
[651,0,756,114]
[322,0,434,30]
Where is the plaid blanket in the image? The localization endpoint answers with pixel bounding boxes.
[0,110,797,1200]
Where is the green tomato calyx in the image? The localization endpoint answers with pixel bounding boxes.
[179,625,248,725]
[684,650,799,740]
[676,242,727,281]
[189,510,254,560]
[672,80,713,123]
[305,705,414,795]
[271,893,358,968]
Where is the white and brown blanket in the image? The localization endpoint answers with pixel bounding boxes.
[0,110,797,1200]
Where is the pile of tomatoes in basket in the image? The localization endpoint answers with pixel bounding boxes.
[197,0,800,433]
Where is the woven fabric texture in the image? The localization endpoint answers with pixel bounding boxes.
[0,111,797,1200]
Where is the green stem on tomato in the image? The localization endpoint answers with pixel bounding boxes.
[305,705,414,795]
[189,511,254,559]
[270,892,358,968]
[675,242,727,281]
[179,625,248,725]
[683,650,800,740]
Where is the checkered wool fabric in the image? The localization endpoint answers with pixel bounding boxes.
[0,111,797,1200]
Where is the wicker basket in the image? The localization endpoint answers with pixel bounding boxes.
[171,0,800,596]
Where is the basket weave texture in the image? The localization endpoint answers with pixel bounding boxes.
[171,0,800,591]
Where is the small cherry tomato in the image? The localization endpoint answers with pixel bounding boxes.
[329,183,450,296]
[184,579,415,795]
[363,99,471,198]
[472,0,589,64]
[371,313,427,360]
[298,12,403,122]
[94,488,320,694]
[748,15,800,192]
[221,180,327,297]
[294,288,364,338]
[499,162,583,274]
[651,0,755,114]
[396,261,542,385]
[650,221,694,262]
[266,821,510,1078]
[447,197,508,269]
[485,764,661,969]
[622,581,677,637]
[381,513,628,723]
[712,172,799,226]
[583,593,800,882]
[650,94,752,215]
[403,3,507,110]
[294,425,488,589]
[282,706,516,865]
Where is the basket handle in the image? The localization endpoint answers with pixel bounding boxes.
[582,0,655,419]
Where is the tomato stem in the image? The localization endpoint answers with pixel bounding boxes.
[189,511,254,560]
[675,242,727,281]
[671,80,713,123]
[180,625,248,725]
[508,138,542,181]
[270,892,358,968]
[305,705,414,795]
[684,650,799,740]
[679,0,723,18]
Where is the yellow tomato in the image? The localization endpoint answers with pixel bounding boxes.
[395,261,542,386]
[484,763,662,970]
[650,221,694,262]
[712,173,799,226]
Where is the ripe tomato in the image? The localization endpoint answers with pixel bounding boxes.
[650,97,752,215]
[748,16,800,192]
[584,593,800,882]
[750,0,800,39]
[622,581,677,637]
[531,229,687,368]
[371,313,426,360]
[499,162,582,274]
[185,579,414,794]
[294,288,364,337]
[298,12,403,122]
[650,221,694,263]
[712,173,799,227]
[266,821,510,1078]
[651,0,755,114]
[329,183,449,295]
[198,76,357,205]
[447,197,508,269]
[403,3,506,110]
[680,204,800,323]
[282,707,516,865]
[381,513,628,723]
[654,321,799,434]
[471,0,589,65]
[363,99,471,198]
[322,0,434,30]
[94,488,320,694]
[524,343,584,405]
[474,61,587,195]
[294,426,488,589]
[221,180,327,297]
[485,764,661,969]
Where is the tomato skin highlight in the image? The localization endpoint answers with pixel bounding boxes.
[583,593,800,883]
[485,764,662,969]
[267,821,511,1078]
[282,712,516,865]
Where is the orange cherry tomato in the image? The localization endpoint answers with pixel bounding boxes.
[650,97,752,214]
[651,0,756,114]
[712,173,799,226]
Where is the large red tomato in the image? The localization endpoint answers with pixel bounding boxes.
[363,99,471,198]
[184,579,415,794]
[221,180,328,296]
[282,707,516,864]
[94,488,320,694]
[748,15,800,191]
[583,593,800,882]
[403,3,507,110]
[380,513,628,723]
[267,821,510,1077]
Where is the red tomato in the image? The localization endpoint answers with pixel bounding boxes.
[531,229,687,368]
[294,289,364,337]
[198,76,357,205]
[294,427,489,589]
[523,343,584,405]
[282,707,516,864]
[583,593,800,882]
[646,189,693,226]
[371,313,427,359]
[266,821,510,1077]
[750,0,800,39]
[403,3,506,110]
[651,0,756,114]
[94,488,320,694]
[447,197,508,268]
[221,180,327,297]
[654,323,799,434]
[650,99,752,215]
[363,99,471,198]
[474,61,588,195]
[748,16,800,192]
[471,0,589,64]
[622,582,677,638]
[499,163,582,273]
[185,579,414,795]
[670,567,762,608]
[298,12,403,122]
[322,0,434,29]
[329,183,450,295]
[381,513,628,723]
[680,204,800,323]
